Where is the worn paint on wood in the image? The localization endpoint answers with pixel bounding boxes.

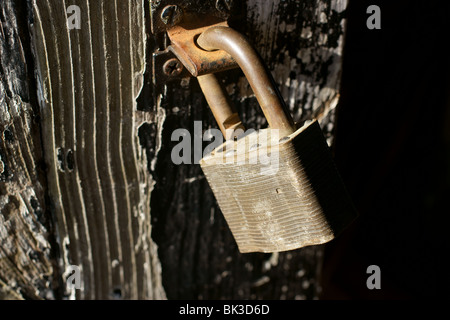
[244,0,346,143]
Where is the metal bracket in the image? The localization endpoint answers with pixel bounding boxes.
[166,15,237,77]
[150,0,238,90]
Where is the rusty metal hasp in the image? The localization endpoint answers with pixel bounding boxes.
[150,0,239,90]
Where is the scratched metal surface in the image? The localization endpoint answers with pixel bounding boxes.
[200,121,356,253]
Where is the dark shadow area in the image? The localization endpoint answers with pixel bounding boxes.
[291,121,358,236]
[321,0,450,299]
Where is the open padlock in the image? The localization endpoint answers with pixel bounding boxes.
[171,25,357,253]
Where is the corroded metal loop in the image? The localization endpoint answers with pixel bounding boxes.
[197,26,296,137]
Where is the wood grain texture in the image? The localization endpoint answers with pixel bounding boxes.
[0,0,54,300]
[31,0,165,299]
[146,0,348,299]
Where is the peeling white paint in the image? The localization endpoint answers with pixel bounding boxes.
[330,0,347,13]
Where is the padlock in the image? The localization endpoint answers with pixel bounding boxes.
[196,26,357,253]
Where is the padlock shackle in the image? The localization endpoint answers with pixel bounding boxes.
[197,26,296,137]
[197,73,245,140]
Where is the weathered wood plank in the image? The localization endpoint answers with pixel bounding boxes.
[31,0,165,299]
[0,0,54,300]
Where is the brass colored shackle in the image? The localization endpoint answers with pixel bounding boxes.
[196,26,296,138]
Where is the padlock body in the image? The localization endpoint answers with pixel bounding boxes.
[200,120,357,253]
